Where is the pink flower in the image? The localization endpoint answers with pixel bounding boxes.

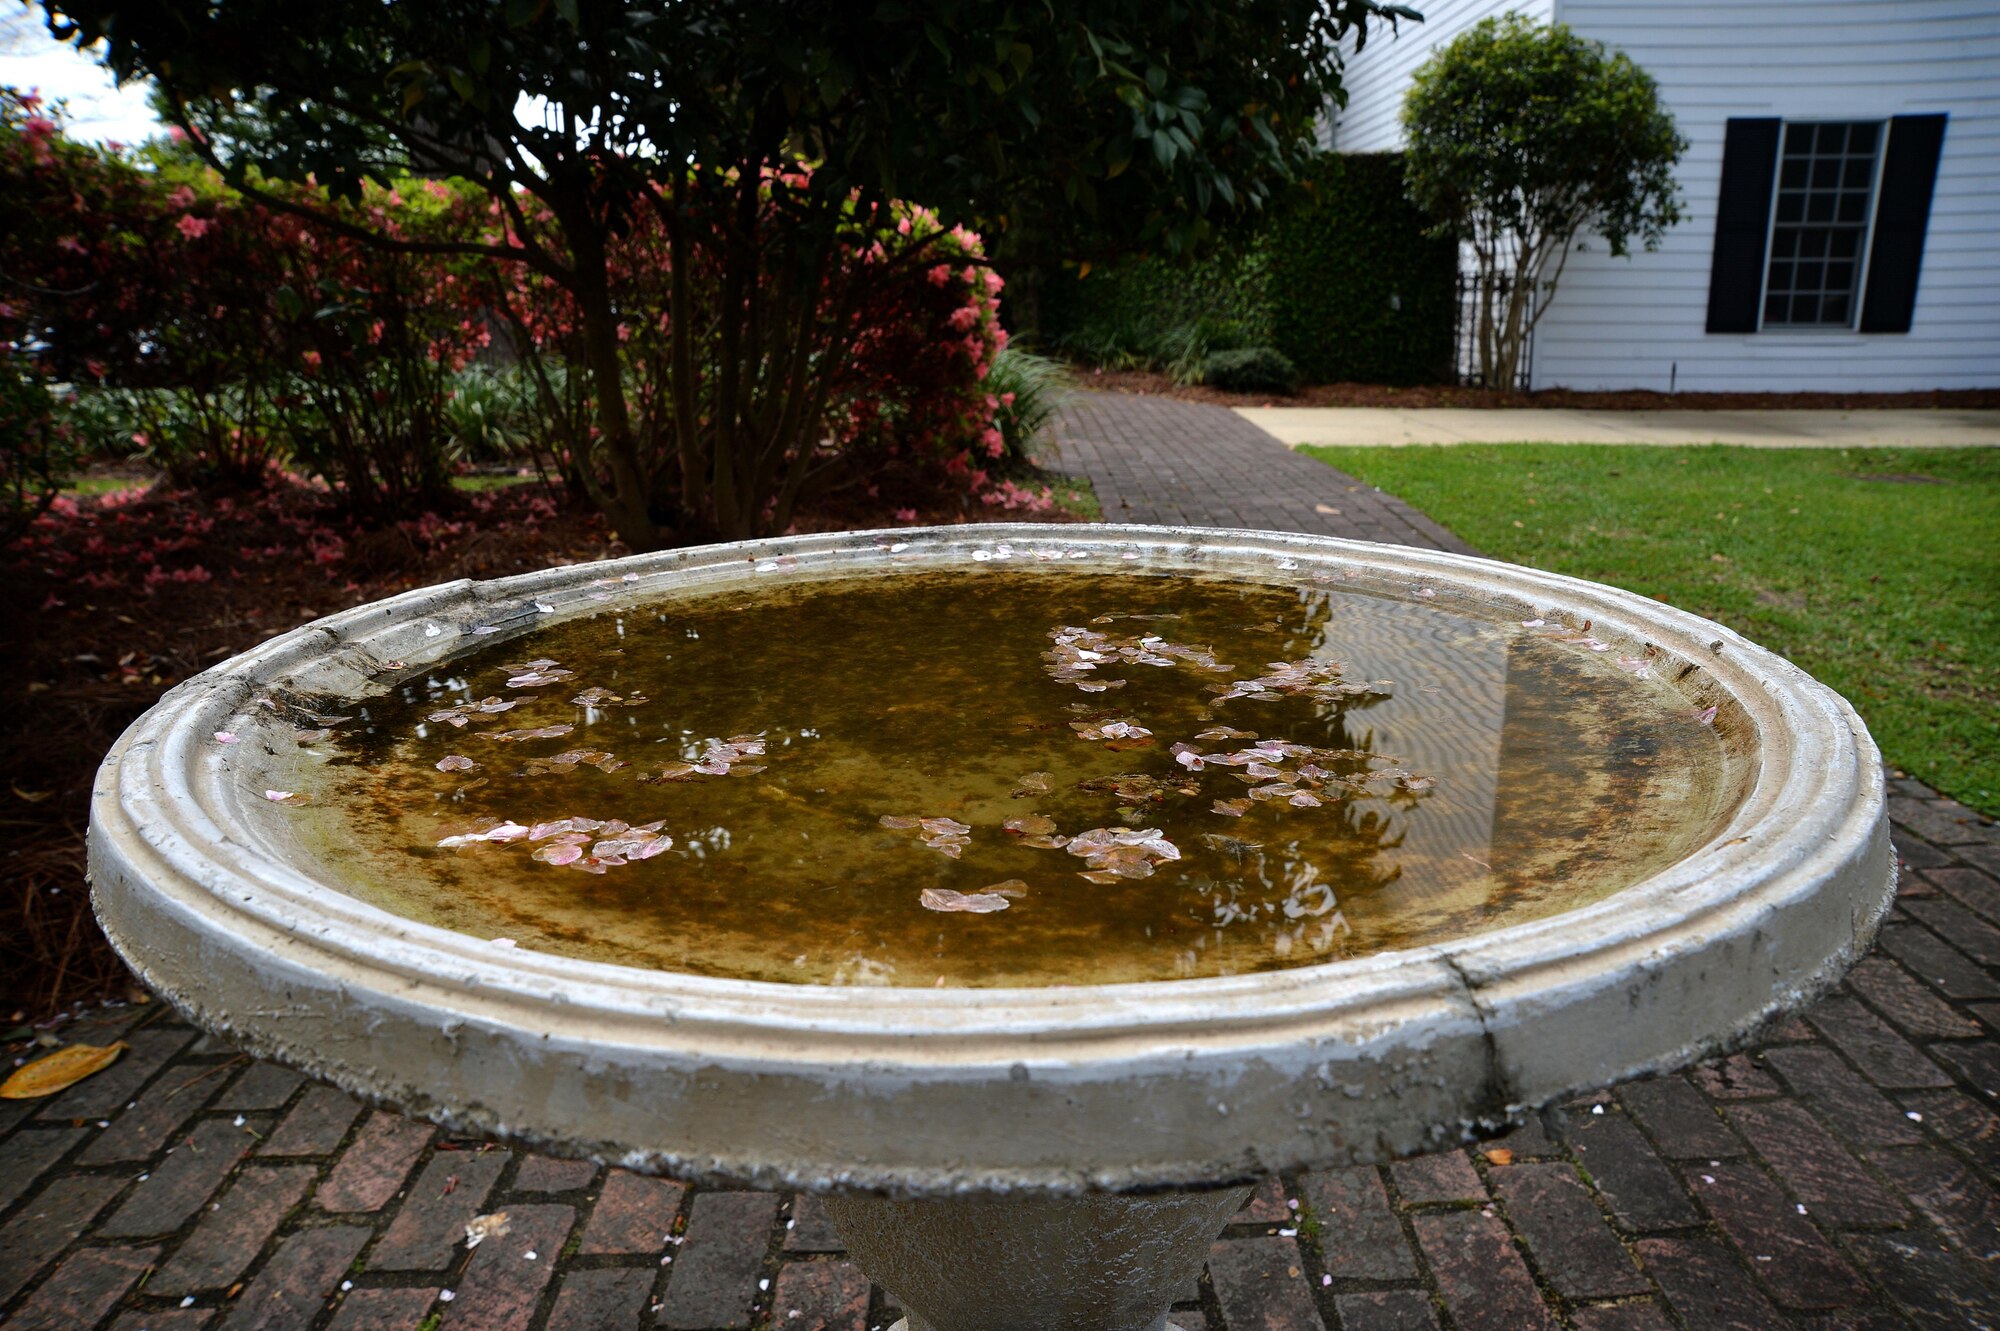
[894,507,918,521]
[176,214,212,240]
[168,184,197,209]
[56,235,87,255]
[927,264,952,287]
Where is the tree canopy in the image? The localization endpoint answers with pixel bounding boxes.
[1402,15,1684,391]
[42,0,1416,543]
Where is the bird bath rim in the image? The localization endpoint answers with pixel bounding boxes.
[88,523,1892,1196]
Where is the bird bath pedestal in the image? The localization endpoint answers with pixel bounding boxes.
[88,525,1892,1331]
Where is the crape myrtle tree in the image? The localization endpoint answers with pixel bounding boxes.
[1402,15,1684,391]
[46,0,1414,547]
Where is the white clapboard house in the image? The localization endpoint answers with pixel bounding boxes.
[1328,0,2000,391]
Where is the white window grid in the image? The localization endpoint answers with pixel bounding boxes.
[1759,120,1886,331]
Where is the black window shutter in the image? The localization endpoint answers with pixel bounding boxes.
[1706,119,1783,333]
[1860,113,1948,334]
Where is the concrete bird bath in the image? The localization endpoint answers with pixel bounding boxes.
[89,524,1892,1331]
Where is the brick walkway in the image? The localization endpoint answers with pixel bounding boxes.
[1051,391,1476,554]
[5,392,1998,1331]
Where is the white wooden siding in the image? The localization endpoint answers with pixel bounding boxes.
[1328,0,2000,391]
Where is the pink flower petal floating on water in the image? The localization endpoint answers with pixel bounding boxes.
[531,842,584,865]
[647,735,765,782]
[507,668,575,687]
[477,725,574,742]
[920,888,1011,914]
[882,814,972,857]
[1615,656,1653,678]
[570,686,647,708]
[1692,704,1719,726]
[295,728,333,744]
[1003,814,1069,851]
[214,731,239,744]
[436,755,477,772]
[1065,827,1181,881]
[500,659,575,688]
[529,816,602,839]
[436,820,531,848]
[262,789,306,805]
[522,750,628,775]
[1209,658,1393,707]
[1042,624,1229,692]
[445,816,666,870]
[1071,718,1152,743]
[1212,799,1250,817]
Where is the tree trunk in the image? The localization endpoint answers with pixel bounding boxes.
[572,266,663,550]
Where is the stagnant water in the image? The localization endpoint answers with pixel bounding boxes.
[276,567,1731,987]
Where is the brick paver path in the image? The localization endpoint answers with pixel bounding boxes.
[1052,391,1477,554]
[6,392,1998,1330]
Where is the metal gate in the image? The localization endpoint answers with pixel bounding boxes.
[1453,273,1536,392]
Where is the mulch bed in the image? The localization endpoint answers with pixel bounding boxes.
[3,471,1078,1020]
[1081,367,2000,411]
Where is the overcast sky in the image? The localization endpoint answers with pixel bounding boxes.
[2,6,163,145]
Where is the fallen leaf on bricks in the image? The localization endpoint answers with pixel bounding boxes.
[465,1211,511,1248]
[1,1041,128,1098]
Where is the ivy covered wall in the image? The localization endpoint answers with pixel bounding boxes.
[1042,153,1456,386]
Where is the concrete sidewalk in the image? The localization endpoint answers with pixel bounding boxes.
[1238,406,2000,449]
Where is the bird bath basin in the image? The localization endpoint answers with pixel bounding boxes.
[89,524,1892,1331]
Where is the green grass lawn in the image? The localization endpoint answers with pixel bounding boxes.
[1302,444,2000,816]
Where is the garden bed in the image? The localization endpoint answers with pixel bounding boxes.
[1084,367,2000,411]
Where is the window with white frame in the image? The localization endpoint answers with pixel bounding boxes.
[1762,121,1882,329]
[1705,113,1946,338]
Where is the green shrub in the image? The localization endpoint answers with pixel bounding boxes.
[1266,154,1457,385]
[1,368,79,543]
[442,365,541,463]
[983,349,1073,472]
[1043,153,1456,386]
[1044,246,1269,381]
[1200,347,1298,395]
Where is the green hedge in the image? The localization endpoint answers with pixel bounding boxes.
[1043,153,1456,386]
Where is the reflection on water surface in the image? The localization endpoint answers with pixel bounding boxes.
[280,568,1727,986]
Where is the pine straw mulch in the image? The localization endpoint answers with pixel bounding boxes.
[1080,367,2000,412]
[3,470,1080,1021]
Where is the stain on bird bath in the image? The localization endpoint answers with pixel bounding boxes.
[282,570,1730,989]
